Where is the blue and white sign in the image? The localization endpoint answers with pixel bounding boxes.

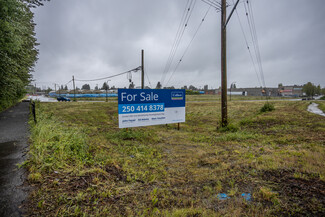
[118,89,185,128]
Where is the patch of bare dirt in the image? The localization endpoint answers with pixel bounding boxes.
[262,169,325,216]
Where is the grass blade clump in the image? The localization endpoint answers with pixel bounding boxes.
[26,106,91,173]
[260,102,275,113]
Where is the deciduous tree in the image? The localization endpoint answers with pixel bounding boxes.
[302,82,317,97]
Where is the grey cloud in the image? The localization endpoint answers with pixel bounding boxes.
[32,0,325,89]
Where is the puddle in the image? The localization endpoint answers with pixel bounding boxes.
[0,141,18,157]
[28,95,57,102]
[307,103,325,117]
[0,141,27,216]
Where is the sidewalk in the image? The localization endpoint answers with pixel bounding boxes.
[0,102,30,217]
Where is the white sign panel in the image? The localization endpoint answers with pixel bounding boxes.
[118,89,185,128]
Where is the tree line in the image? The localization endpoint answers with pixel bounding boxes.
[0,0,46,110]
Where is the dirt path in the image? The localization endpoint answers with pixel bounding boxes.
[0,102,30,216]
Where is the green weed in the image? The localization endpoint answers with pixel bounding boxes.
[260,102,275,113]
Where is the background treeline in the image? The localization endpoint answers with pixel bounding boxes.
[0,0,45,111]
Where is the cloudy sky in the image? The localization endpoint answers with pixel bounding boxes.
[32,0,325,90]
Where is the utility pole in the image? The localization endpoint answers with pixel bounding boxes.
[221,0,227,127]
[220,0,240,127]
[141,49,144,89]
[72,76,76,101]
[105,80,111,102]
[230,81,236,101]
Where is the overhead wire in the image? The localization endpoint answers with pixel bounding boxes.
[74,66,141,82]
[160,0,191,85]
[145,72,152,88]
[244,0,266,88]
[165,5,212,86]
[211,0,221,7]
[160,0,197,86]
[231,0,262,87]
[201,0,221,10]
[144,58,152,88]
[247,0,266,88]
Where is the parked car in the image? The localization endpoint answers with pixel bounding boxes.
[302,97,315,101]
[57,96,71,102]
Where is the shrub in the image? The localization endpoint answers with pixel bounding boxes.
[217,122,239,132]
[260,102,275,113]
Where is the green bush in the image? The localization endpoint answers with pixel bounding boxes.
[185,90,200,95]
[320,96,325,100]
[217,122,239,132]
[260,102,275,113]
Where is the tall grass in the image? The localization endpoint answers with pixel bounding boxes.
[26,104,92,173]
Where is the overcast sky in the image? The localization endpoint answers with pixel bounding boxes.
[32,0,325,90]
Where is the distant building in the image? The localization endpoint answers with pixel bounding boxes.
[206,84,303,97]
[278,85,303,97]
[204,89,217,94]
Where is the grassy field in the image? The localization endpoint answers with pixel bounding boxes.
[25,98,325,216]
[318,101,325,112]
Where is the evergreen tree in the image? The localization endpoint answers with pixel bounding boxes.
[101,82,109,90]
[129,82,135,89]
[156,82,162,89]
[81,84,91,90]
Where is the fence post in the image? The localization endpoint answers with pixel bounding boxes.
[31,101,36,124]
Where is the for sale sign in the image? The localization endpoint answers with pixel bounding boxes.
[118,89,185,128]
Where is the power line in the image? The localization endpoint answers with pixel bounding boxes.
[165,6,212,86]
[244,0,266,88]
[64,80,72,86]
[145,71,152,88]
[247,0,266,88]
[160,0,191,85]
[162,0,197,85]
[201,0,221,10]
[74,66,141,82]
[231,0,261,87]
[144,59,152,88]
[160,0,197,86]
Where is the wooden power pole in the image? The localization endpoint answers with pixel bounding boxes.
[73,76,76,101]
[141,49,144,89]
[221,0,227,127]
[220,0,240,127]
